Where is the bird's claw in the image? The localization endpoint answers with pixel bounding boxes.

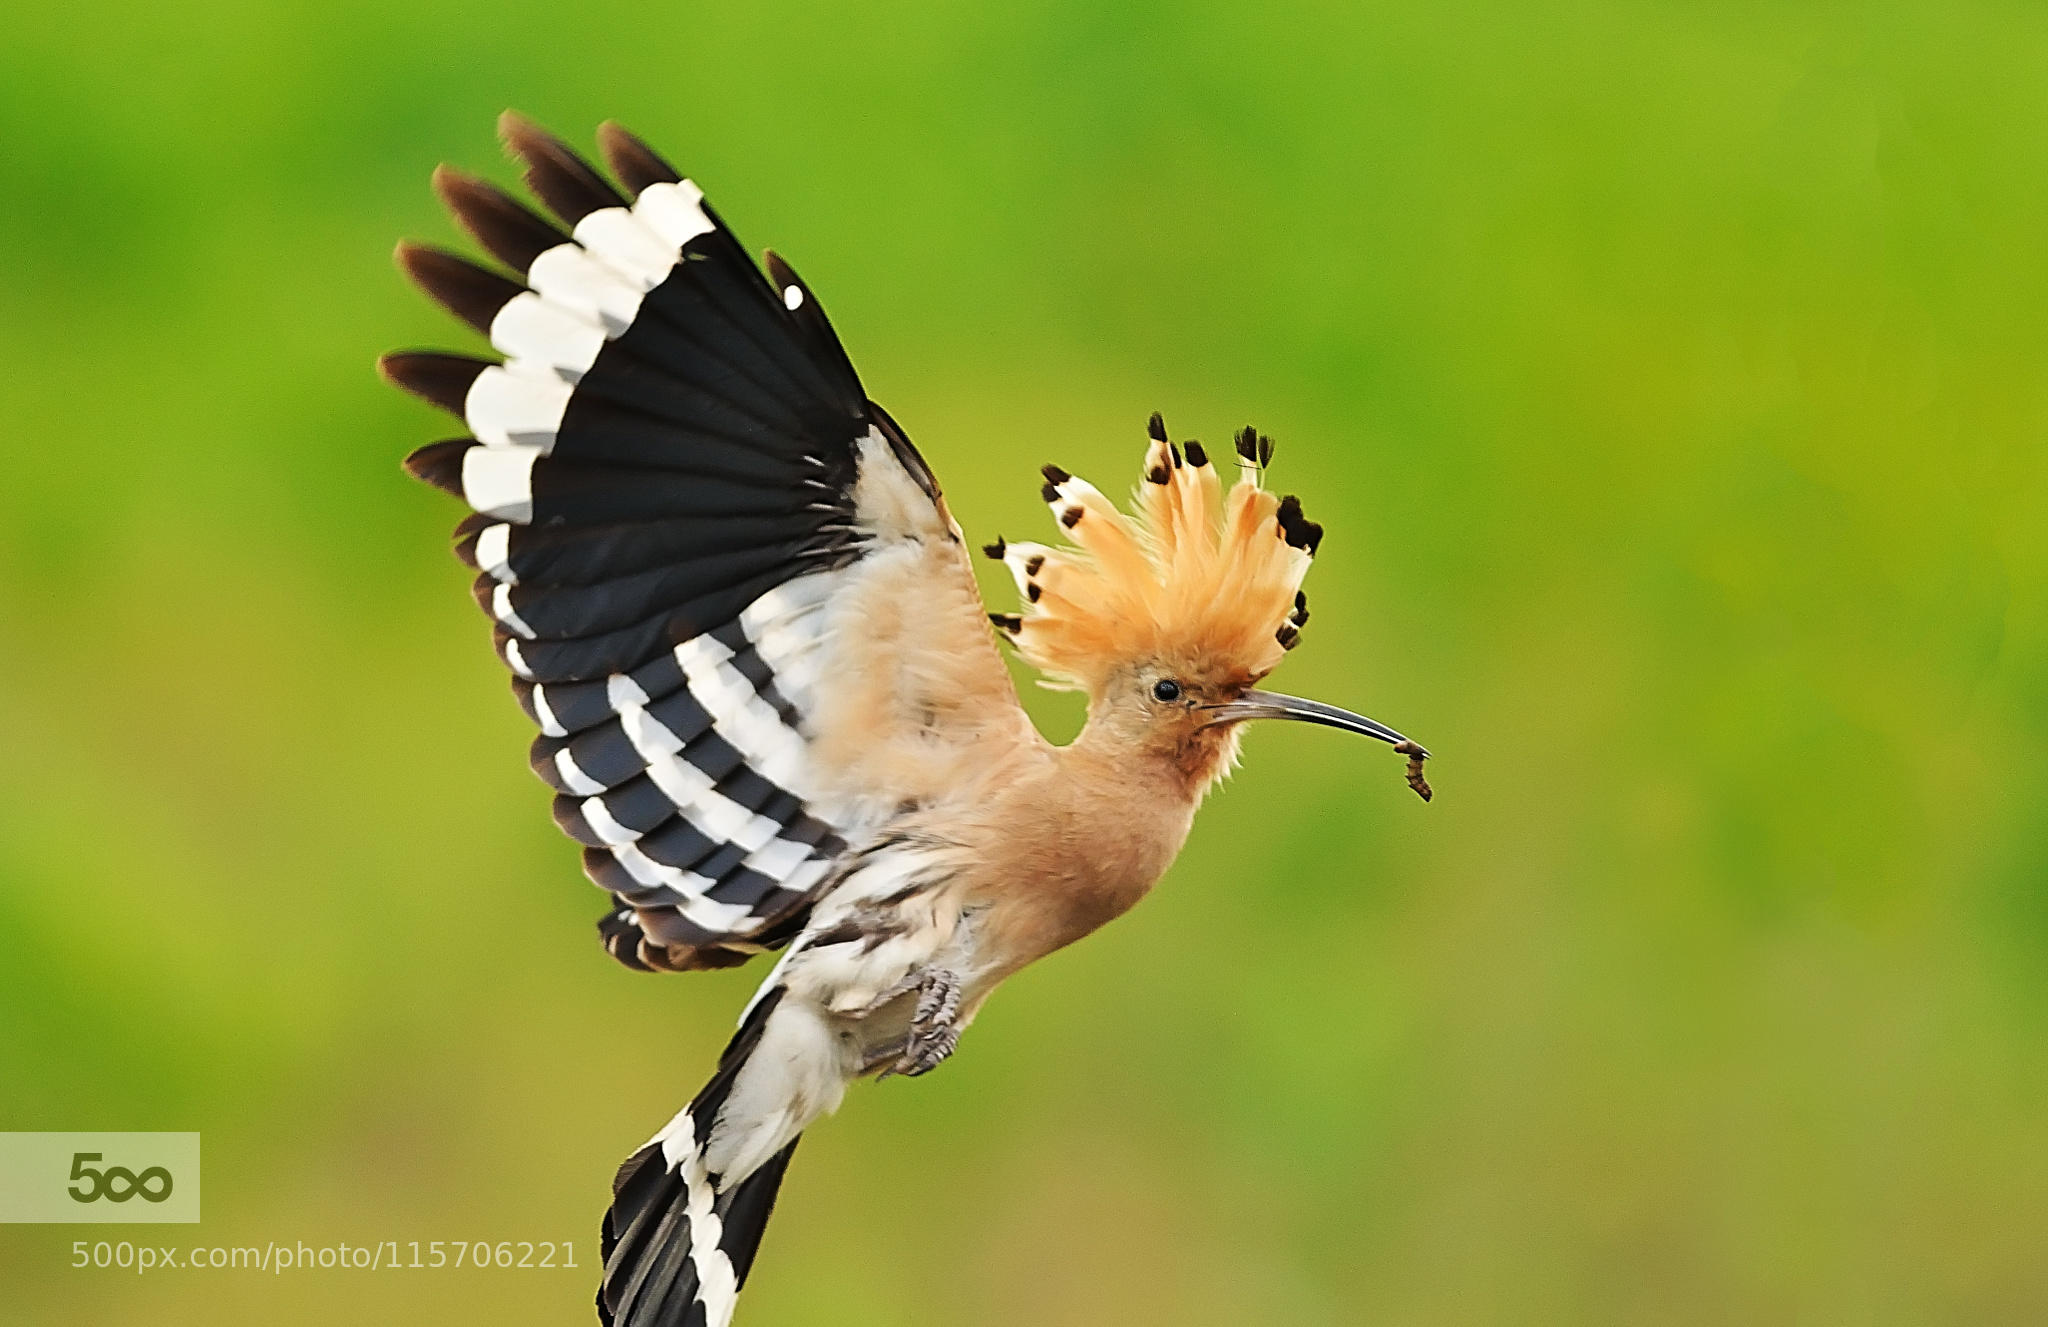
[889,968,962,1078]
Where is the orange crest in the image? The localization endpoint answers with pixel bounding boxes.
[986,417,1322,692]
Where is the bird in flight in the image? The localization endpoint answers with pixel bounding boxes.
[383,113,1431,1327]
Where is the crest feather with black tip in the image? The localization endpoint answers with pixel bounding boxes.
[991,417,1323,691]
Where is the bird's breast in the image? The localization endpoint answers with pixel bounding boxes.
[957,765,1200,984]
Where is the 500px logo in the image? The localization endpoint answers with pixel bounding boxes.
[0,1133,199,1223]
[68,1153,174,1205]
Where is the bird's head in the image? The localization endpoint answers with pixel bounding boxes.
[985,416,1430,800]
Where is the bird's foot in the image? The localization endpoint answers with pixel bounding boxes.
[888,968,962,1078]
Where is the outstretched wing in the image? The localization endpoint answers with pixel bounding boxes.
[384,114,1028,972]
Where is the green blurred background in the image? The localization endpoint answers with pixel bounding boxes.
[5,0,2047,1322]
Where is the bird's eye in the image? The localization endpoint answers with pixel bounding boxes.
[1152,679,1183,703]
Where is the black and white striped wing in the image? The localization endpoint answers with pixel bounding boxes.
[385,115,929,972]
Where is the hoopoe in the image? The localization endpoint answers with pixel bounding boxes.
[383,113,1431,1327]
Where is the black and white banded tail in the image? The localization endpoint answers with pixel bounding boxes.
[599,989,801,1327]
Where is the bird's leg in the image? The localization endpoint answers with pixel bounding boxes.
[888,967,962,1078]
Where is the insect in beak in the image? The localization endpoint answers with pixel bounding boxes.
[1200,689,1433,801]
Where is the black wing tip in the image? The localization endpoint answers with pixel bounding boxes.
[762,250,802,301]
[379,351,487,416]
[402,437,475,497]
[499,110,628,226]
[451,527,482,569]
[431,163,568,273]
[394,242,523,336]
[427,160,481,209]
[492,108,561,169]
[762,251,823,319]
[597,120,683,194]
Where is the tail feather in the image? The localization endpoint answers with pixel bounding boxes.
[717,1141,800,1287]
[598,988,802,1327]
[598,1135,802,1326]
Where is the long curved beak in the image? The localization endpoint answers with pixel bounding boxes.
[1200,689,1433,800]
